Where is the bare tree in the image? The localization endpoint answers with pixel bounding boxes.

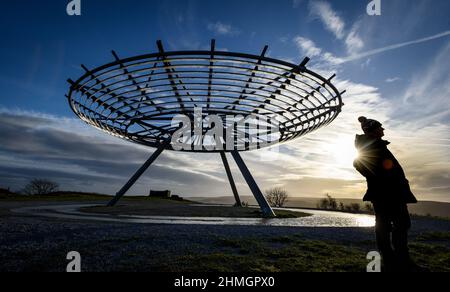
[23,179,59,195]
[265,187,289,207]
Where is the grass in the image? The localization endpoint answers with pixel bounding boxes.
[0,192,112,201]
[416,231,450,242]
[0,192,309,218]
[411,214,450,221]
[409,243,450,272]
[151,232,450,272]
[1,193,448,272]
[154,235,369,272]
[1,213,448,272]
[83,202,309,219]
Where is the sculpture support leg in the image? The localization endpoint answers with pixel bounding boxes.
[220,152,242,207]
[230,151,275,218]
[107,145,165,207]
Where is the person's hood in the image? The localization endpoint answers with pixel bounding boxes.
[355,134,390,150]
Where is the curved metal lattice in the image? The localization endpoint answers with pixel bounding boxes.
[67,40,345,152]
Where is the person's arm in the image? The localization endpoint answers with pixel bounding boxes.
[384,150,409,182]
[353,157,376,178]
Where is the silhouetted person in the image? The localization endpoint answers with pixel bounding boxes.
[353,117,419,272]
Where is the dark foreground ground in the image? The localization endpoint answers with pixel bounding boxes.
[0,197,449,272]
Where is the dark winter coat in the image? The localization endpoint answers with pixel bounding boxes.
[353,134,417,204]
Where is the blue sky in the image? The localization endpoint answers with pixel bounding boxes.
[1,0,449,202]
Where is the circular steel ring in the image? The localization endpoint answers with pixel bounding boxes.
[67,43,344,152]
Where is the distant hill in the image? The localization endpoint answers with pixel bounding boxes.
[0,190,114,200]
[48,191,112,198]
[189,196,450,218]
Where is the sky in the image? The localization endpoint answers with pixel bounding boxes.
[0,0,449,202]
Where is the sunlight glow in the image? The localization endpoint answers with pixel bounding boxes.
[331,136,359,167]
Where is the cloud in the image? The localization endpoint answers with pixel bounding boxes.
[304,0,449,64]
[293,30,450,69]
[293,36,322,57]
[239,73,450,202]
[360,58,371,69]
[0,109,228,196]
[1,56,450,204]
[293,36,343,67]
[398,40,450,125]
[345,21,365,54]
[387,122,450,202]
[308,0,345,40]
[385,77,401,83]
[287,2,450,202]
[339,30,450,64]
[207,21,240,36]
[306,0,364,55]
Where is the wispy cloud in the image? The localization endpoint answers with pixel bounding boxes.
[339,30,450,64]
[293,36,322,57]
[308,0,345,40]
[207,21,240,36]
[399,40,450,125]
[385,77,401,83]
[305,2,449,63]
[293,36,344,67]
[303,0,365,58]
[294,30,450,68]
[345,21,365,54]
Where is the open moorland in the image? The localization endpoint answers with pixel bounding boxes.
[0,193,449,272]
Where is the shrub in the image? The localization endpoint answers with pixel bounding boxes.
[350,203,361,212]
[265,187,288,208]
[365,203,374,213]
[318,194,338,210]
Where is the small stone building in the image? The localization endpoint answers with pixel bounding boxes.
[149,190,171,198]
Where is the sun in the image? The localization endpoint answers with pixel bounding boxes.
[332,136,359,167]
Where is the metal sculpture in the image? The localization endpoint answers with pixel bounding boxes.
[66,40,345,217]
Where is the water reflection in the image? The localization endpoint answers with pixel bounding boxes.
[13,204,375,228]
